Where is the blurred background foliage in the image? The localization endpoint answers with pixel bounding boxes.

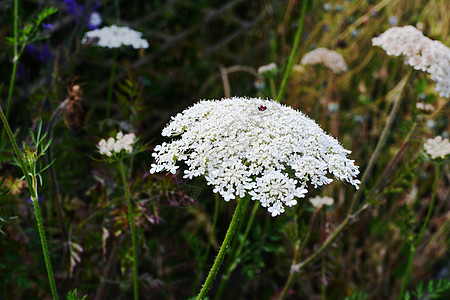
[0,0,449,299]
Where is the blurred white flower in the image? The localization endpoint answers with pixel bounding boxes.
[415,102,435,112]
[82,25,149,49]
[424,136,450,159]
[309,196,334,208]
[150,97,360,217]
[372,26,450,98]
[98,131,136,157]
[258,62,277,75]
[301,48,348,73]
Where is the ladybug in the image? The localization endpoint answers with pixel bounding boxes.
[258,105,267,111]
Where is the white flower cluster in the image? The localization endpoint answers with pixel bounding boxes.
[372,26,450,98]
[98,132,136,157]
[416,102,435,112]
[150,97,360,217]
[301,48,348,73]
[309,196,334,208]
[82,25,149,49]
[258,62,277,75]
[424,136,450,159]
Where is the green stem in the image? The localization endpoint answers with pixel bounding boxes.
[1,0,19,147]
[397,165,439,299]
[197,196,251,300]
[214,201,259,300]
[32,195,59,300]
[276,0,307,102]
[1,105,58,299]
[106,49,118,119]
[119,160,138,300]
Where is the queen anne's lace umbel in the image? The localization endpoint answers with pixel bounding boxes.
[98,132,136,157]
[150,97,359,217]
[424,136,450,159]
[301,48,348,73]
[372,26,450,98]
[82,25,149,49]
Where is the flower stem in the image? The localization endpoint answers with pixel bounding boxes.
[214,201,259,300]
[397,165,439,299]
[118,160,138,300]
[276,0,307,102]
[32,195,59,300]
[196,196,251,300]
[1,105,58,299]
[1,0,19,147]
[106,49,118,119]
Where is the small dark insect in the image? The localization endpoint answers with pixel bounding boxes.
[258,105,267,111]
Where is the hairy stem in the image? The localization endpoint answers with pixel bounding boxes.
[32,195,59,300]
[197,196,251,300]
[1,0,19,147]
[277,0,307,102]
[214,201,259,300]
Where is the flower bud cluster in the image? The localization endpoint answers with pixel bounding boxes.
[98,132,136,157]
[301,48,348,73]
[150,97,360,217]
[82,25,149,49]
[372,26,450,98]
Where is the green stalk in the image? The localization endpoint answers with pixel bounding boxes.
[214,201,259,300]
[106,49,118,119]
[118,160,138,300]
[1,0,19,147]
[196,196,251,300]
[32,195,59,300]
[1,105,58,299]
[397,165,439,299]
[276,0,307,102]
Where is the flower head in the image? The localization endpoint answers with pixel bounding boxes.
[372,26,450,98]
[301,48,348,73]
[98,131,136,158]
[309,196,334,208]
[424,136,450,159]
[82,25,149,49]
[258,62,278,75]
[150,97,360,217]
[415,102,435,112]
